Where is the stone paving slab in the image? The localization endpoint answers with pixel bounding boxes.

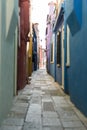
[0,126,22,130]
[41,87,49,91]
[52,96,68,104]
[27,104,41,114]
[42,102,55,111]
[57,108,76,117]
[64,128,87,130]
[42,126,63,130]
[55,103,70,108]
[25,115,41,127]
[22,91,32,95]
[8,111,26,118]
[62,120,85,128]
[42,112,58,118]
[13,102,29,108]
[42,94,52,99]
[11,105,27,113]
[2,118,24,126]
[23,126,42,130]
[30,96,41,104]
[61,115,79,121]
[24,119,42,129]
[42,117,61,127]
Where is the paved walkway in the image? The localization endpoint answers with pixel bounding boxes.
[0,69,87,130]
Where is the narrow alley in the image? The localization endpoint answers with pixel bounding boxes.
[1,0,87,129]
[0,69,87,130]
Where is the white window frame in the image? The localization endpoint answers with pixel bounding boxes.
[50,34,54,63]
[66,25,70,67]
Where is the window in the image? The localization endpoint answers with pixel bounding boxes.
[57,31,61,66]
[46,27,48,35]
[50,34,54,63]
[66,25,70,67]
[51,42,54,62]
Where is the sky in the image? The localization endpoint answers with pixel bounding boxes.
[32,0,50,48]
[32,0,56,48]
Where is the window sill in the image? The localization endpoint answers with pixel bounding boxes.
[50,61,54,64]
[57,64,61,67]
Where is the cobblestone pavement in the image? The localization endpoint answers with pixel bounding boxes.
[0,69,87,130]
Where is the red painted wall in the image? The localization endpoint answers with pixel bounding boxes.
[17,0,30,90]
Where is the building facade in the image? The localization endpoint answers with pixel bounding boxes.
[17,0,30,90]
[65,0,87,116]
[47,0,87,117]
[0,0,18,124]
[32,23,40,70]
[46,0,64,86]
[53,0,64,86]
[45,1,56,74]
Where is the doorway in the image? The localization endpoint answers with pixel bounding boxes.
[61,25,64,89]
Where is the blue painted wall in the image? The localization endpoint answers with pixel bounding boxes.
[67,0,82,36]
[49,33,62,82]
[55,66,62,85]
[53,7,64,85]
[50,63,55,78]
[49,32,62,84]
[65,0,87,116]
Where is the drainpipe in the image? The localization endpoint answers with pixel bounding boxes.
[64,1,68,94]
[54,33,57,82]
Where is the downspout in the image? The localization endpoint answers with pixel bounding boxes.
[54,33,57,81]
[64,1,68,94]
[64,21,67,93]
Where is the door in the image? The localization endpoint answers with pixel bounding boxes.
[62,25,64,89]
